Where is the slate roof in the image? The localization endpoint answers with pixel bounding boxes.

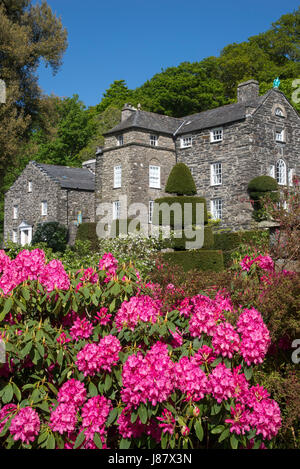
[105,96,267,137]
[32,162,95,191]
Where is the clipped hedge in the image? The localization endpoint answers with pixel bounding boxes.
[109,219,141,237]
[248,175,279,205]
[76,222,99,251]
[172,225,214,250]
[153,196,208,228]
[214,230,270,266]
[165,162,197,195]
[162,249,224,272]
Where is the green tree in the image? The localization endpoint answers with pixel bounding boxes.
[96,80,133,113]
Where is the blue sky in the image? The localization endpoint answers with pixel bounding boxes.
[37,0,299,107]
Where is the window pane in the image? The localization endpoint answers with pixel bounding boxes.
[211,163,222,185]
[211,199,222,220]
[149,165,160,188]
[114,165,122,188]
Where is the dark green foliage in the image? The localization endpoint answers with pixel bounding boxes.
[162,250,224,272]
[32,222,68,252]
[76,223,99,251]
[172,226,214,250]
[153,196,208,228]
[214,230,270,266]
[248,175,279,198]
[165,163,197,195]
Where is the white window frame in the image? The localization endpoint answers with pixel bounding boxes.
[13,205,18,220]
[149,200,154,224]
[149,165,160,189]
[28,181,32,193]
[41,201,48,216]
[113,165,122,188]
[275,129,285,142]
[210,127,223,143]
[210,163,222,186]
[117,135,124,146]
[275,108,284,117]
[276,159,286,185]
[180,137,192,148]
[12,229,18,243]
[269,165,275,178]
[113,201,120,220]
[150,135,158,146]
[288,168,294,187]
[211,199,223,220]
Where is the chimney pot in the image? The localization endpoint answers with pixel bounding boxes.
[237,80,259,103]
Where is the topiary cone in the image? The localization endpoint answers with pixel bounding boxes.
[165,163,197,196]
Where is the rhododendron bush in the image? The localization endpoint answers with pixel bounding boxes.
[0,249,283,449]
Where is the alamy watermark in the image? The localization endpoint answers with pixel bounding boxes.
[291,79,300,105]
[0,339,5,364]
[291,339,300,364]
[96,195,205,249]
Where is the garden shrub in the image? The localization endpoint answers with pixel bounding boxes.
[165,162,197,195]
[31,222,68,253]
[214,230,270,266]
[172,226,214,250]
[162,249,224,272]
[248,175,279,221]
[153,196,208,228]
[76,223,99,251]
[0,248,285,449]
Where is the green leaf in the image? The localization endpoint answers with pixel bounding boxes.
[12,383,21,402]
[93,432,103,449]
[161,430,169,449]
[73,430,86,449]
[21,288,30,301]
[46,433,56,450]
[88,381,98,397]
[0,297,13,322]
[211,425,225,434]
[131,410,138,424]
[138,403,148,424]
[218,428,230,443]
[230,433,239,449]
[195,420,204,442]
[2,384,14,404]
[244,366,253,380]
[104,373,112,391]
[119,438,131,449]
[106,407,119,426]
[20,340,33,358]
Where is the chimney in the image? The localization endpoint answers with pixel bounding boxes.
[121,103,137,122]
[237,80,259,103]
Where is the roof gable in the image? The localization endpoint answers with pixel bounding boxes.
[32,162,95,191]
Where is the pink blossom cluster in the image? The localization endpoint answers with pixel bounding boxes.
[80,395,112,441]
[114,295,162,331]
[75,335,121,376]
[38,259,70,292]
[70,317,94,341]
[0,249,45,294]
[212,322,240,359]
[209,363,236,403]
[56,332,71,346]
[0,250,11,273]
[9,407,40,445]
[57,379,87,407]
[240,254,274,273]
[98,253,118,282]
[188,295,226,338]
[94,307,112,326]
[121,341,175,408]
[193,345,216,366]
[157,408,176,435]
[237,308,270,366]
[175,356,210,401]
[49,402,78,434]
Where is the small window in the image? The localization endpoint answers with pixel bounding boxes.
[275,129,285,142]
[113,201,120,220]
[276,159,286,185]
[114,165,122,188]
[149,200,154,224]
[41,201,48,216]
[117,135,124,146]
[12,229,18,243]
[210,163,222,186]
[28,181,32,193]
[150,135,158,146]
[180,137,192,148]
[288,168,294,187]
[149,165,160,188]
[210,128,223,143]
[269,165,275,178]
[211,199,223,220]
[13,205,18,220]
[275,108,284,117]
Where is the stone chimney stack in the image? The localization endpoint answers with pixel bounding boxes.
[82,159,96,174]
[237,80,259,103]
[121,103,137,122]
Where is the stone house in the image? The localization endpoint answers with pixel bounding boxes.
[96,80,300,232]
[4,161,95,245]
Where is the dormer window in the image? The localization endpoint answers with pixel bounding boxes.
[210,127,223,143]
[275,129,285,143]
[150,135,158,146]
[117,135,124,146]
[180,137,192,148]
[275,108,284,117]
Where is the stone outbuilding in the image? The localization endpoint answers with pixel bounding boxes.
[4,161,95,245]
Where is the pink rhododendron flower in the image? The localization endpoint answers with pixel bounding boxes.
[9,407,40,445]
[248,399,281,440]
[240,255,255,272]
[0,404,17,433]
[94,307,112,326]
[117,409,146,439]
[80,395,112,441]
[193,345,216,366]
[70,317,94,341]
[49,403,78,434]
[157,409,176,435]
[209,363,235,403]
[57,379,87,408]
[175,356,209,401]
[38,259,70,292]
[225,404,251,435]
[237,308,270,366]
[98,253,118,282]
[115,295,162,331]
[56,332,71,345]
[212,322,240,359]
[189,294,226,338]
[75,335,121,376]
[255,255,274,272]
